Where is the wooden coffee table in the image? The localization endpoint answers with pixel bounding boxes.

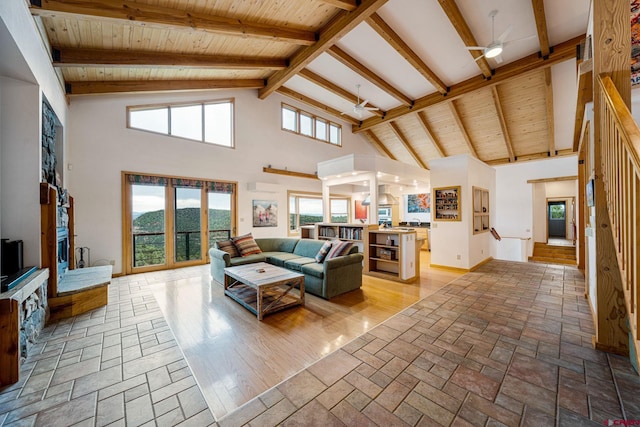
[223,262,305,320]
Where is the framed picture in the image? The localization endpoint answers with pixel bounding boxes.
[433,186,461,221]
[253,200,278,227]
[586,179,594,207]
[354,200,368,220]
[407,193,430,213]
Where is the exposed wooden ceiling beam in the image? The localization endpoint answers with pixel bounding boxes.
[276,87,360,125]
[258,0,388,99]
[544,67,556,156]
[327,46,412,106]
[416,112,446,157]
[573,59,593,151]
[353,34,584,133]
[317,0,358,11]
[263,167,319,180]
[437,0,492,79]
[484,148,575,165]
[29,0,316,45]
[298,68,385,117]
[363,130,397,159]
[65,79,264,95]
[366,13,448,94]
[448,101,478,158]
[527,175,578,184]
[389,122,428,169]
[531,0,551,58]
[491,86,515,162]
[52,47,288,70]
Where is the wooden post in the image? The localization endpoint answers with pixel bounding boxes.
[40,184,58,298]
[0,299,19,386]
[591,0,631,354]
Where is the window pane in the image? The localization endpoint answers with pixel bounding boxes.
[300,113,313,137]
[316,119,327,141]
[131,184,166,267]
[329,124,341,145]
[331,199,348,223]
[171,105,202,141]
[299,197,323,224]
[205,102,233,147]
[130,108,168,134]
[282,107,297,132]
[209,192,232,246]
[175,187,201,262]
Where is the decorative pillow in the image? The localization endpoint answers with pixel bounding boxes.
[232,233,262,257]
[325,239,353,260]
[217,239,240,258]
[315,241,333,263]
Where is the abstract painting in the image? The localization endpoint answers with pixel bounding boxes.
[407,193,430,213]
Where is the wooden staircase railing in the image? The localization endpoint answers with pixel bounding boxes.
[597,74,640,368]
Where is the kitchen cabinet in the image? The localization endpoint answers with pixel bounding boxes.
[364,229,417,282]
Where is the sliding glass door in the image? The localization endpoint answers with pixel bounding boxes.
[124,173,236,274]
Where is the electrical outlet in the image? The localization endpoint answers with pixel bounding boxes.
[456,254,461,260]
[109,260,116,266]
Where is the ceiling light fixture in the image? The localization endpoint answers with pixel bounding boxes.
[484,43,503,58]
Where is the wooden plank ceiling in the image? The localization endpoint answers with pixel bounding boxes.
[30,0,589,167]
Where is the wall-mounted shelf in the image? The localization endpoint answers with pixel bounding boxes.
[434,186,461,221]
[473,187,490,234]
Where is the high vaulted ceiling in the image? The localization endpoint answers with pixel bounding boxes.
[29,0,590,167]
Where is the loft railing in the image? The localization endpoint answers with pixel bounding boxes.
[597,74,640,364]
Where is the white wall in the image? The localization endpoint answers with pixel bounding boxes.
[494,155,578,257]
[0,0,68,267]
[67,90,375,273]
[429,155,495,269]
[0,80,42,266]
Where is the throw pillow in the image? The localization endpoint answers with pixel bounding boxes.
[217,239,240,258]
[315,240,333,263]
[325,239,353,260]
[232,233,262,257]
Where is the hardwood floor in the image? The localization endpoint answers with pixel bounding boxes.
[135,251,462,419]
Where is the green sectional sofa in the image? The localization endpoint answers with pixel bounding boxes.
[209,238,363,299]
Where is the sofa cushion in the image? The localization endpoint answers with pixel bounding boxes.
[216,240,239,258]
[292,239,326,258]
[301,262,324,279]
[314,240,333,263]
[255,238,299,253]
[232,233,262,257]
[326,240,353,260]
[262,252,299,267]
[284,257,316,272]
[229,253,266,266]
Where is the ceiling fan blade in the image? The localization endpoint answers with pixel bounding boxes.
[494,54,503,64]
[503,34,537,46]
[466,46,486,51]
[360,99,369,108]
[497,25,513,43]
[364,107,379,111]
[473,53,486,62]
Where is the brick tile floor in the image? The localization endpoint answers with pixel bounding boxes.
[1,260,638,426]
[218,260,640,427]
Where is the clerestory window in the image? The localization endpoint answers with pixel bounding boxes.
[127,99,234,148]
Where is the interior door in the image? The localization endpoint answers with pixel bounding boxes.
[548,201,566,238]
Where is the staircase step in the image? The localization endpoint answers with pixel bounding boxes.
[529,256,577,265]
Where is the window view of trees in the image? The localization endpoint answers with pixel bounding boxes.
[289,194,349,232]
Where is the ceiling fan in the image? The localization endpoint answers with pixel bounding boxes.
[341,84,379,118]
[466,10,515,64]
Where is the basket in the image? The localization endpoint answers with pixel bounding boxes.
[379,249,394,260]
